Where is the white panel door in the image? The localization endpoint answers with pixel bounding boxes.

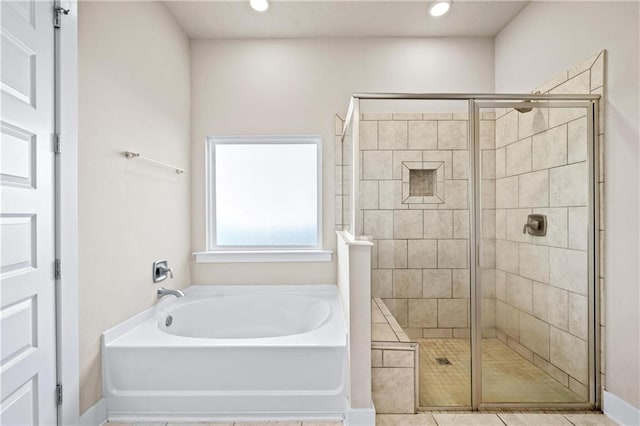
[1,1,57,425]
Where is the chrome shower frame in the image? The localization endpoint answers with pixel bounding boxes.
[341,92,601,411]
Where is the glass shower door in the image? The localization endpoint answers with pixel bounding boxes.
[474,100,597,406]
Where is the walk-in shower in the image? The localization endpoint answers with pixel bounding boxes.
[337,89,601,411]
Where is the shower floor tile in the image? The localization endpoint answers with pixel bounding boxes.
[419,338,586,407]
[420,338,472,406]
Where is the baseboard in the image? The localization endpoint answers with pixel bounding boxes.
[82,396,358,425]
[107,412,343,423]
[603,391,640,426]
[345,403,375,426]
[78,398,107,426]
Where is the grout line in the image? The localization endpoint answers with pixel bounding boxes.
[496,413,509,425]
[562,414,579,426]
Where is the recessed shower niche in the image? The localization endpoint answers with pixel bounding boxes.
[404,162,444,203]
[409,169,434,196]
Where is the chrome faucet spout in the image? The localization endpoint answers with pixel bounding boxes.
[157,287,185,299]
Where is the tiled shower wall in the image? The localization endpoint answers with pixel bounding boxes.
[334,50,604,401]
[491,51,605,399]
[336,112,494,340]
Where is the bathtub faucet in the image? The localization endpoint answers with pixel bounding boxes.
[157,287,185,299]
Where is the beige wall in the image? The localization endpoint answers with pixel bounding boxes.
[494,1,640,409]
[190,38,495,285]
[78,1,191,413]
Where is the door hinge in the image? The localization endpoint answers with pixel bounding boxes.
[54,134,62,154]
[54,6,69,29]
[56,384,63,405]
[55,259,62,280]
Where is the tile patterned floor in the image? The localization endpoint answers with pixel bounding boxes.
[378,413,617,425]
[107,413,618,425]
[420,338,585,407]
[420,338,472,406]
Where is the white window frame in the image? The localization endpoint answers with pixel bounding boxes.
[195,135,331,263]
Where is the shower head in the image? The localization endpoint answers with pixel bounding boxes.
[515,106,533,113]
[515,101,533,114]
[514,92,540,113]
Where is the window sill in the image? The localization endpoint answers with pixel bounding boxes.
[193,250,333,264]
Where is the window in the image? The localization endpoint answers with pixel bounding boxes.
[198,136,330,263]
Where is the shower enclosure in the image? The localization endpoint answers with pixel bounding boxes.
[338,92,600,410]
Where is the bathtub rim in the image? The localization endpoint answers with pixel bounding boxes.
[159,293,333,340]
[102,284,347,348]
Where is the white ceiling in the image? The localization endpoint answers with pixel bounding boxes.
[164,1,530,39]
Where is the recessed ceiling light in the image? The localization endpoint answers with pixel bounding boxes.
[250,0,269,12]
[429,0,451,17]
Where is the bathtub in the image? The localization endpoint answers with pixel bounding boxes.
[102,285,347,422]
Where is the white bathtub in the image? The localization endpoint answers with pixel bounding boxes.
[102,285,347,422]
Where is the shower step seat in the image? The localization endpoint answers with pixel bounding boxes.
[371,298,419,414]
